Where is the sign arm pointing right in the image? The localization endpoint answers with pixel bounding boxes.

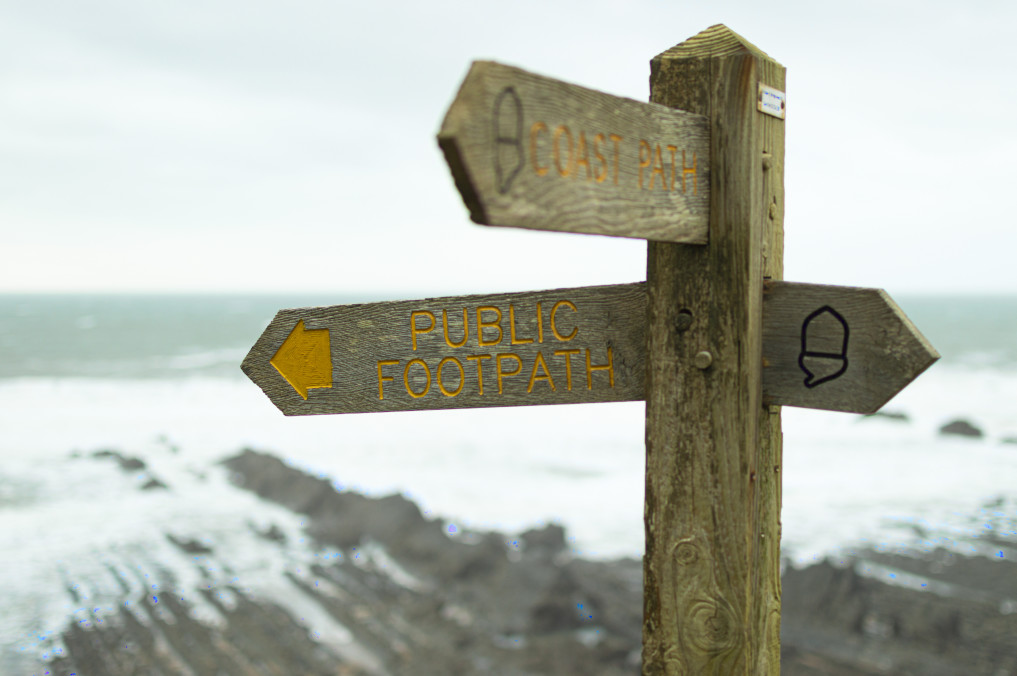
[762,282,939,413]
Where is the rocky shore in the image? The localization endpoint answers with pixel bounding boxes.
[41,448,1017,675]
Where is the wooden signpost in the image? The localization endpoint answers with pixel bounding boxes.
[438,61,710,243]
[243,23,939,674]
[242,283,647,415]
[762,282,938,413]
[244,281,935,416]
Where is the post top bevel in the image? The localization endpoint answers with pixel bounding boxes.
[655,24,778,63]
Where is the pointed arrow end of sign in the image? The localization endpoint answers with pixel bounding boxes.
[269,320,333,400]
[763,282,941,414]
[437,63,491,226]
[862,289,940,413]
[437,132,488,225]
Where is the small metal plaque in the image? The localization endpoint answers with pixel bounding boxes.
[757,83,786,120]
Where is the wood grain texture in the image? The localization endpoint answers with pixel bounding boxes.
[241,279,934,418]
[241,283,646,416]
[642,24,785,675]
[438,61,710,243]
[762,282,939,414]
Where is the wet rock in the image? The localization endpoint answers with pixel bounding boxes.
[50,583,365,676]
[251,522,287,544]
[40,447,1017,676]
[782,551,1017,675]
[529,568,587,633]
[166,534,212,554]
[140,477,168,490]
[939,419,984,438]
[218,448,643,674]
[92,448,147,471]
[521,523,567,557]
[862,410,910,422]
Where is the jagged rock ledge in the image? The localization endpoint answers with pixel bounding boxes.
[49,448,643,676]
[45,448,1017,675]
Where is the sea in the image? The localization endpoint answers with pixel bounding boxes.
[2,292,1016,673]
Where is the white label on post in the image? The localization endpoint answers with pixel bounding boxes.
[758,83,786,119]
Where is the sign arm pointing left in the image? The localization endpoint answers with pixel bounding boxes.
[438,61,710,243]
[265,319,332,400]
[242,282,936,416]
[241,284,648,416]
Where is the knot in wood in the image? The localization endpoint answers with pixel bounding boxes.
[662,647,684,676]
[673,540,699,566]
[686,596,740,655]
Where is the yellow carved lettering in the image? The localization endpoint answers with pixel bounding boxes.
[509,304,533,345]
[377,359,399,400]
[403,359,431,398]
[682,150,698,194]
[585,347,614,389]
[437,357,464,397]
[527,351,555,393]
[496,353,522,394]
[574,131,591,180]
[442,308,469,348]
[667,145,678,191]
[552,125,574,177]
[477,306,503,346]
[410,310,435,351]
[592,133,607,183]
[550,300,578,342]
[638,140,652,190]
[466,354,491,395]
[554,349,580,391]
[530,121,548,176]
[610,134,622,185]
[650,143,666,191]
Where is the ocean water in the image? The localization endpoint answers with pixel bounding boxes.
[1,292,1016,672]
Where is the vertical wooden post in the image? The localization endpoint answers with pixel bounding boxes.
[642,25,785,675]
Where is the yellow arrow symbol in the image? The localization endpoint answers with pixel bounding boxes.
[270,320,332,400]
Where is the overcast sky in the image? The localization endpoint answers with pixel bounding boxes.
[2,0,1014,296]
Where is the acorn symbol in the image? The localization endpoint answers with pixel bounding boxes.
[798,306,849,388]
[492,87,524,194]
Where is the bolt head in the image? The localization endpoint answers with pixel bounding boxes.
[694,351,713,370]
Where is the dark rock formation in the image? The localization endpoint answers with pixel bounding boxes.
[92,448,147,471]
[166,533,213,554]
[939,419,984,438]
[140,476,169,490]
[782,550,1017,675]
[42,448,1017,676]
[862,410,910,423]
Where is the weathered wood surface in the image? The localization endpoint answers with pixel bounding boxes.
[642,24,785,675]
[438,61,710,243]
[762,282,939,414]
[243,280,935,417]
[241,283,646,415]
